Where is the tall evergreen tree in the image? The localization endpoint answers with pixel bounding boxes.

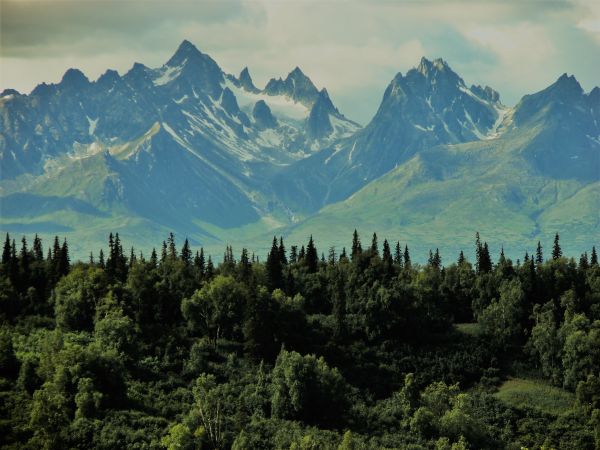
[328,246,337,265]
[481,242,492,273]
[394,241,402,265]
[89,252,95,265]
[382,239,392,265]
[99,249,105,269]
[167,233,177,259]
[206,256,215,279]
[591,246,598,266]
[475,232,482,273]
[181,238,192,266]
[370,233,379,256]
[194,249,206,276]
[19,237,30,287]
[57,239,70,277]
[580,252,589,270]
[290,246,298,264]
[404,245,411,269]
[552,233,562,260]
[239,248,251,281]
[339,247,348,262]
[129,247,137,267]
[278,237,287,265]
[305,236,318,273]
[536,241,543,265]
[433,248,441,268]
[161,241,167,262]
[33,234,44,261]
[2,233,11,265]
[351,230,362,261]
[458,251,466,265]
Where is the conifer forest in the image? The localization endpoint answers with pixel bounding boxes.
[1,231,599,449]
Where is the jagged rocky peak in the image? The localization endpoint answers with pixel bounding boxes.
[552,73,584,96]
[263,66,319,107]
[220,87,241,115]
[166,39,204,66]
[239,67,259,93]
[97,69,121,87]
[60,68,90,88]
[307,89,335,139]
[252,100,277,129]
[471,85,501,104]
[416,57,451,76]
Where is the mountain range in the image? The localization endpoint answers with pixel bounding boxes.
[1,40,598,260]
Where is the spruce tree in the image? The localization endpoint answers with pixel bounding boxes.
[19,237,30,286]
[52,236,61,262]
[328,246,337,265]
[181,238,192,266]
[340,247,348,262]
[382,239,392,265]
[2,233,11,265]
[206,256,215,279]
[299,245,305,261]
[394,241,402,265]
[305,235,318,273]
[404,245,411,269]
[370,233,379,256]
[161,241,167,262]
[99,249,105,268]
[9,240,18,283]
[150,248,157,267]
[498,246,506,266]
[290,246,298,264]
[536,241,543,265]
[351,230,362,261]
[552,233,562,260]
[475,232,482,273]
[196,248,206,275]
[278,237,287,265]
[458,251,466,265]
[591,246,598,266]
[579,252,589,270]
[89,252,95,265]
[33,234,44,261]
[434,248,441,268]
[266,237,282,290]
[167,232,177,259]
[240,248,251,281]
[129,247,137,267]
[58,239,70,277]
[481,242,492,273]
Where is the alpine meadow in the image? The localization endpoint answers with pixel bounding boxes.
[0,1,599,449]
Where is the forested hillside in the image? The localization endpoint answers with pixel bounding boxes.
[1,231,599,449]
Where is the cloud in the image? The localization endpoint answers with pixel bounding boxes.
[1,0,598,124]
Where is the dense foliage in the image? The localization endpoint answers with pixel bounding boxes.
[0,231,599,449]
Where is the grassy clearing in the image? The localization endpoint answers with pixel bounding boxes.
[495,377,575,416]
[454,322,481,337]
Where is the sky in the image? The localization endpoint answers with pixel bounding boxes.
[1,0,599,124]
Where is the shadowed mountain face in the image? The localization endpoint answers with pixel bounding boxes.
[0,40,359,231]
[0,42,598,258]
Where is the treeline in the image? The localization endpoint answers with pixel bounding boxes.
[0,230,599,449]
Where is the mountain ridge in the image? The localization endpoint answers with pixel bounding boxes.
[1,40,598,260]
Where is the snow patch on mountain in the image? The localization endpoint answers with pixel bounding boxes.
[224,79,308,121]
[154,62,185,86]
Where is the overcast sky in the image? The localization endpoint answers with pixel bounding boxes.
[1,0,599,124]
